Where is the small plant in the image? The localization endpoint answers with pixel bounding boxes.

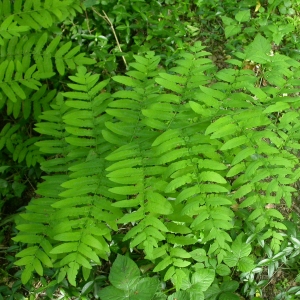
[1,0,300,299]
[99,255,160,300]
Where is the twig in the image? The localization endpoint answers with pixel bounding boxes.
[92,8,128,69]
[84,9,92,34]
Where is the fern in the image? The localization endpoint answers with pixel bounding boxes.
[12,32,300,296]
[14,67,122,285]
[0,0,81,29]
[0,0,95,169]
[13,94,71,284]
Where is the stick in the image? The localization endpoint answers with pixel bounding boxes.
[92,8,128,69]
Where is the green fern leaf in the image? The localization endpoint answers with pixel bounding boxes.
[147,191,173,215]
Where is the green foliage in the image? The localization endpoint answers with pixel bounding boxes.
[98,255,160,300]
[12,33,300,295]
[1,0,300,299]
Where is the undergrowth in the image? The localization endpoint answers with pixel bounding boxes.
[1,0,300,299]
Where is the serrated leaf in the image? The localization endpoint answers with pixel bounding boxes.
[226,163,245,177]
[155,78,183,93]
[238,256,255,272]
[170,248,191,259]
[225,25,241,38]
[147,192,173,215]
[189,101,212,117]
[130,277,159,300]
[220,135,248,151]
[192,269,215,292]
[205,116,232,135]
[67,261,80,286]
[220,280,239,292]
[263,102,290,113]
[200,171,226,184]
[113,75,140,87]
[245,34,271,63]
[98,286,126,300]
[153,255,172,272]
[50,242,78,254]
[216,264,231,276]
[109,255,140,290]
[232,147,255,165]
[219,292,240,300]
[21,265,34,284]
[54,232,81,242]
[235,9,250,22]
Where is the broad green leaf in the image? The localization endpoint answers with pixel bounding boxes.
[109,255,140,290]
[232,236,252,257]
[216,264,231,276]
[245,34,271,63]
[192,269,215,292]
[189,284,205,300]
[98,286,126,300]
[144,216,169,232]
[220,280,239,292]
[219,292,240,300]
[224,253,238,267]
[130,277,159,300]
[237,257,255,272]
[168,291,190,300]
[235,9,250,22]
[198,159,227,170]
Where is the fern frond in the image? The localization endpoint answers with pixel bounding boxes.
[31,66,123,285]
[0,15,29,45]
[13,94,73,283]
[0,0,82,29]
